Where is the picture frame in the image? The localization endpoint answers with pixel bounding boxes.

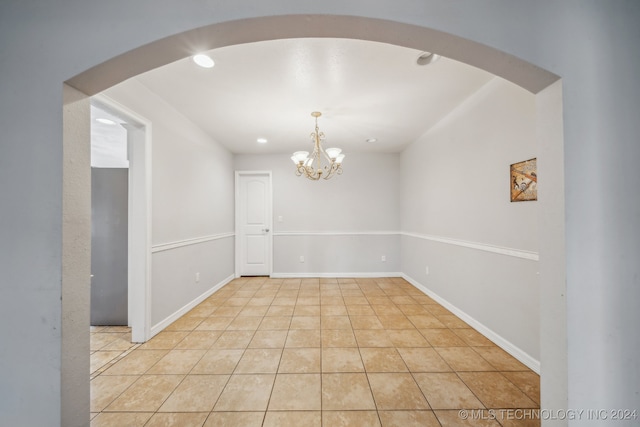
[510,158,537,202]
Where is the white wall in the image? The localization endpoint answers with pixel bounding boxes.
[1,2,639,426]
[401,77,540,366]
[235,153,401,275]
[103,79,235,330]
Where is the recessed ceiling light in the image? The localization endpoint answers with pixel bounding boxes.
[96,118,116,125]
[257,138,268,144]
[366,138,378,143]
[193,54,215,68]
[416,52,440,66]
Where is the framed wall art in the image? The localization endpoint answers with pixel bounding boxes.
[510,158,537,202]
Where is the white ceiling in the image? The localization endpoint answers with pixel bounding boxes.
[125,38,495,156]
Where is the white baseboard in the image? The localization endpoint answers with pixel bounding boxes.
[271,272,403,279]
[403,273,541,374]
[149,274,235,338]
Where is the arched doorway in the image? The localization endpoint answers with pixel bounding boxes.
[63,14,564,425]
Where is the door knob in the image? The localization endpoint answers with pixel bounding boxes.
[262,228,270,233]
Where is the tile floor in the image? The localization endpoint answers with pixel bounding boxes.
[90,277,540,426]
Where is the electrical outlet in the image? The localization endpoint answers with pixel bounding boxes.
[425,266,429,275]
[299,256,305,263]
[195,272,200,282]
[278,216,283,222]
[381,255,386,262]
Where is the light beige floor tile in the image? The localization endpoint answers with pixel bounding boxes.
[279,348,321,373]
[360,347,409,372]
[158,374,229,412]
[185,305,217,317]
[223,297,251,306]
[436,314,468,328]
[321,296,345,305]
[213,374,275,411]
[269,373,321,410]
[101,325,130,333]
[453,328,495,346]
[434,410,502,426]
[389,296,419,305]
[322,329,358,348]
[322,347,364,372]
[285,329,321,347]
[271,298,298,307]
[458,372,538,408]
[321,373,376,410]
[346,304,376,315]
[321,305,349,316]
[195,316,234,331]
[174,331,221,349]
[264,411,321,427]
[290,315,320,329]
[397,347,452,372]
[372,305,404,316]
[297,296,320,305]
[343,296,370,306]
[266,305,295,316]
[90,333,121,351]
[99,336,136,352]
[91,277,541,422]
[322,411,381,427]
[90,351,123,374]
[259,316,292,330]
[191,349,243,374]
[397,304,430,315]
[235,348,282,373]
[378,315,415,329]
[473,346,528,370]
[103,349,168,375]
[145,412,208,427]
[294,305,321,316]
[211,330,254,349]
[138,331,189,349]
[354,329,393,347]
[276,290,299,298]
[420,328,467,347]
[435,347,495,371]
[502,371,541,405]
[238,305,270,316]
[146,349,206,374]
[407,315,446,329]
[350,316,384,330]
[368,296,393,305]
[90,375,139,412]
[227,316,263,331]
[378,410,441,427]
[246,296,274,306]
[413,372,484,409]
[90,412,153,427]
[212,306,243,316]
[321,315,352,330]
[105,375,183,412]
[411,295,437,305]
[389,329,430,347]
[248,330,288,348]
[367,373,430,410]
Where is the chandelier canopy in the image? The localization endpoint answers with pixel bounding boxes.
[291,112,345,180]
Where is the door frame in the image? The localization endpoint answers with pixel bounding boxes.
[91,94,152,343]
[235,171,273,278]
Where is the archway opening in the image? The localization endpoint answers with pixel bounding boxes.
[63,14,564,423]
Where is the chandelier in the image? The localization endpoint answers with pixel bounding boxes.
[291,112,345,180]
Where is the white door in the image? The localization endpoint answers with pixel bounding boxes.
[236,172,272,276]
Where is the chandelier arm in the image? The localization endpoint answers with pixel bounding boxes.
[293,111,344,181]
